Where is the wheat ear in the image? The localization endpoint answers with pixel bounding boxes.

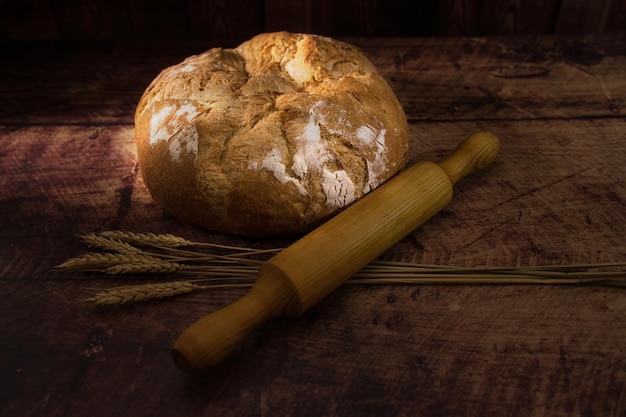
[97,231,193,248]
[80,233,144,254]
[105,261,187,274]
[54,252,170,271]
[85,281,201,305]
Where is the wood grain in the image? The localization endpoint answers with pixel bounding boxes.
[359,34,626,121]
[1,33,623,124]
[1,279,623,416]
[1,33,625,416]
[188,0,264,41]
[555,0,626,34]
[438,0,481,36]
[1,0,622,40]
[478,0,560,35]
[264,0,321,34]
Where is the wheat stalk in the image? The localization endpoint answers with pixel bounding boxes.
[53,230,626,305]
[105,261,187,274]
[54,252,172,271]
[85,280,259,305]
[98,231,193,248]
[81,271,625,305]
[85,281,202,305]
[81,233,145,254]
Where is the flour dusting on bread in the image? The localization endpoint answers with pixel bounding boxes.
[259,148,307,196]
[148,102,200,163]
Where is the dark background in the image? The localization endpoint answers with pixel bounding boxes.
[1,0,625,42]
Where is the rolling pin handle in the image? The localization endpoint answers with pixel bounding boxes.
[172,273,295,372]
[437,132,500,185]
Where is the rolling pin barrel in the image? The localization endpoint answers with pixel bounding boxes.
[172,132,499,372]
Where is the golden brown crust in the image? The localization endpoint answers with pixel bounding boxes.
[134,32,409,236]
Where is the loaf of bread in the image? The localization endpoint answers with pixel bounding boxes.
[134,32,409,236]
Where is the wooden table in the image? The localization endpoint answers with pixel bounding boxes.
[1,32,625,416]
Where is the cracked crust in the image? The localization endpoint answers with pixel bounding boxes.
[134,32,409,236]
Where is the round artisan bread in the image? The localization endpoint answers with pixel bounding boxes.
[134,32,409,236]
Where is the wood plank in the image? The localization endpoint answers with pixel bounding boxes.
[333,0,440,36]
[602,0,626,32]
[1,118,624,277]
[0,0,60,39]
[402,118,626,267]
[1,254,625,416]
[555,0,626,34]
[1,0,624,41]
[1,0,266,41]
[264,0,338,35]
[188,0,264,41]
[264,0,317,34]
[45,0,194,40]
[0,124,217,279]
[358,34,626,121]
[478,0,560,35]
[47,0,113,39]
[0,41,213,124]
[254,0,438,37]
[438,0,481,36]
[0,33,624,124]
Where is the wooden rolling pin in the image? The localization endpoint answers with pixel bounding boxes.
[172,132,500,372]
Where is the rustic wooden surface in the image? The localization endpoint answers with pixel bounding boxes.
[1,32,625,416]
[2,0,625,40]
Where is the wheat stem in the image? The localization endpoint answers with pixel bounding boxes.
[56,231,626,305]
